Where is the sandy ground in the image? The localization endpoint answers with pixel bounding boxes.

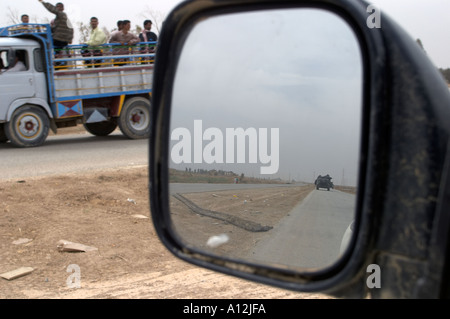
[0,163,334,299]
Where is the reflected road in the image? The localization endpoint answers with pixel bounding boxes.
[248,189,355,269]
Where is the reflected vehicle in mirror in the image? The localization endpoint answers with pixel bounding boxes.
[149,0,450,299]
[315,175,334,191]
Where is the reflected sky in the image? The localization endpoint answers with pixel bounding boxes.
[170,8,362,186]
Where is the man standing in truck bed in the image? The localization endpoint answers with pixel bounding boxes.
[82,17,107,67]
[38,0,73,66]
[109,20,139,66]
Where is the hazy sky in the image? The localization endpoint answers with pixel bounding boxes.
[1,0,449,68]
[369,0,450,68]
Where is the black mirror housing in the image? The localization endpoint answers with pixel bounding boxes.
[149,0,450,298]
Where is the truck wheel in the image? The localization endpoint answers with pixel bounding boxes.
[5,105,50,147]
[83,119,117,136]
[118,97,151,139]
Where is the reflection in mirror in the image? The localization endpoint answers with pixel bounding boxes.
[168,8,362,271]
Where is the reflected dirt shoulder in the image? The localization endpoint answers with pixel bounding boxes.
[170,184,315,260]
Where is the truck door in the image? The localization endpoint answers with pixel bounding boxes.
[0,49,37,121]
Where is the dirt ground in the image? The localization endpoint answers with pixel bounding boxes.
[0,127,333,299]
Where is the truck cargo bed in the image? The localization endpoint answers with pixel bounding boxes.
[54,64,153,100]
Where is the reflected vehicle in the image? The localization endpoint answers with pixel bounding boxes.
[315,175,334,191]
[149,0,450,299]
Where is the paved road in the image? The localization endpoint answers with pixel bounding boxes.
[0,132,149,180]
[248,189,355,269]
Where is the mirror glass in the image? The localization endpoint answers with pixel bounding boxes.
[168,8,362,271]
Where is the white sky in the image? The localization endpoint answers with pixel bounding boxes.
[0,0,183,37]
[369,0,450,68]
[1,0,449,68]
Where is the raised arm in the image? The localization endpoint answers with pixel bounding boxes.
[38,0,59,15]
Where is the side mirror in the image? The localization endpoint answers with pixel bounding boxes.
[150,0,450,299]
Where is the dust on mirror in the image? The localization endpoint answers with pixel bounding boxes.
[167,8,362,271]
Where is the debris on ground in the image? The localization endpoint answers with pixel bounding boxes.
[0,267,34,281]
[57,240,98,253]
[12,238,33,245]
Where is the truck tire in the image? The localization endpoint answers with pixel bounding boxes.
[118,97,151,139]
[83,119,117,136]
[5,105,50,147]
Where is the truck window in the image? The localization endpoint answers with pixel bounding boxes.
[34,48,44,72]
[7,50,28,72]
[0,51,8,70]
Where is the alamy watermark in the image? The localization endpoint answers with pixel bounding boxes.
[171,120,280,175]
[366,5,381,29]
[66,264,81,289]
[367,264,381,288]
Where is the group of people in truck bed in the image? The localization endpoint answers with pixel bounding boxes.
[20,1,158,68]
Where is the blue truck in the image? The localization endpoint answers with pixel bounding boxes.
[0,24,155,147]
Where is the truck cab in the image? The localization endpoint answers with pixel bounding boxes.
[0,37,51,130]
